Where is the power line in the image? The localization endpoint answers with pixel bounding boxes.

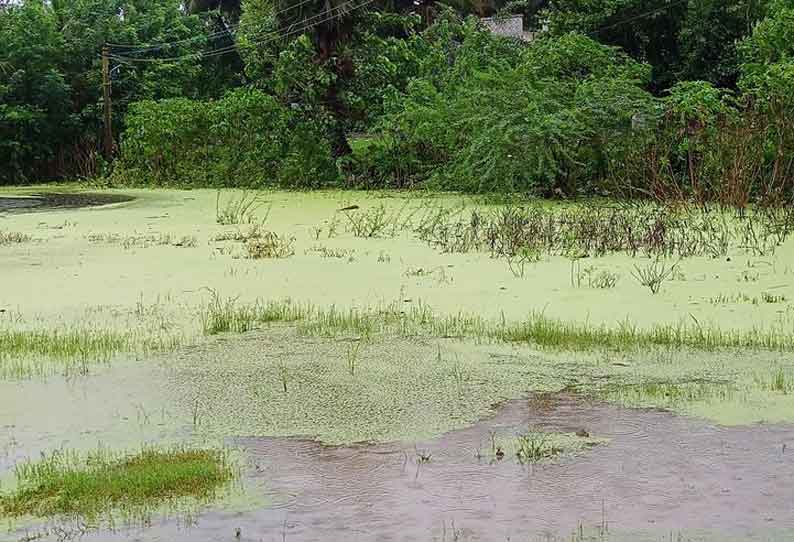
[588,0,690,35]
[107,0,321,55]
[108,0,687,65]
[110,0,374,64]
[110,0,359,62]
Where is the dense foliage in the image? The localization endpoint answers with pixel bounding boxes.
[2,0,793,205]
[114,88,337,187]
[0,0,238,183]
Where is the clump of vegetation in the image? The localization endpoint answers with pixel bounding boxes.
[216,191,267,226]
[507,248,541,278]
[515,432,564,464]
[583,268,620,289]
[341,203,418,238]
[200,291,308,335]
[346,341,361,376]
[0,327,129,376]
[0,231,32,245]
[596,378,737,409]
[755,367,793,394]
[305,245,355,261]
[112,89,338,189]
[415,204,794,260]
[198,295,794,353]
[212,223,294,259]
[480,428,605,464]
[86,232,196,249]
[0,324,183,379]
[709,292,787,305]
[0,447,236,523]
[404,265,453,284]
[245,231,295,259]
[631,258,680,294]
[761,292,787,304]
[212,224,266,242]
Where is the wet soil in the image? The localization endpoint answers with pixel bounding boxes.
[0,192,133,214]
[34,394,794,542]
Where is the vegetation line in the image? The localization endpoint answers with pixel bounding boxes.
[200,295,794,352]
[0,327,183,379]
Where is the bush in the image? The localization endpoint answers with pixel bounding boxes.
[113,89,338,188]
[357,29,657,195]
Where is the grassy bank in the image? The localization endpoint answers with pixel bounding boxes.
[0,447,236,522]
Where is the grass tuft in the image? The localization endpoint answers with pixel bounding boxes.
[0,231,33,245]
[0,447,236,522]
[0,325,183,379]
[215,190,267,225]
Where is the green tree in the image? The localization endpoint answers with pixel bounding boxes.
[738,2,794,198]
[0,0,233,183]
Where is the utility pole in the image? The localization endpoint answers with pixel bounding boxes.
[101,45,113,161]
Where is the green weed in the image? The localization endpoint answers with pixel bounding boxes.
[245,231,294,259]
[0,447,236,523]
[631,258,679,294]
[86,232,196,249]
[515,431,563,463]
[198,296,794,352]
[0,231,33,245]
[215,190,267,225]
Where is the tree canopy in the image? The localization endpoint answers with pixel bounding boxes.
[2,0,793,204]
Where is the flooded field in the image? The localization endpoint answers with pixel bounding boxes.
[2,186,794,541]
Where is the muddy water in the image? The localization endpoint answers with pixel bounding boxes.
[0,192,133,213]
[58,394,794,542]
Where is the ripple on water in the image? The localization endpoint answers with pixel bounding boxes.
[9,394,794,541]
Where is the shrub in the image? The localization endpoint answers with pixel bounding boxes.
[113,88,338,188]
[361,29,657,196]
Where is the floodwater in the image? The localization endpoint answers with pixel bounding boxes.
[37,394,794,542]
[0,192,134,213]
[3,188,794,541]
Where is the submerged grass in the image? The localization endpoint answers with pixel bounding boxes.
[199,295,794,353]
[0,447,236,522]
[0,328,129,361]
[0,230,33,245]
[0,326,184,379]
[413,202,794,260]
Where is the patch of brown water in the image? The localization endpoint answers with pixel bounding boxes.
[0,192,134,214]
[24,394,793,542]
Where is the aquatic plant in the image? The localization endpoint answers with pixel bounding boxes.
[245,231,295,259]
[0,447,236,523]
[86,232,196,249]
[306,245,356,260]
[507,247,541,278]
[585,268,620,289]
[215,190,267,225]
[198,295,794,353]
[0,231,33,245]
[515,431,563,463]
[413,203,794,261]
[346,341,361,376]
[277,362,290,393]
[0,325,181,379]
[631,258,680,294]
[200,293,308,335]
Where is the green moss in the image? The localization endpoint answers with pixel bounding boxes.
[0,448,236,522]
